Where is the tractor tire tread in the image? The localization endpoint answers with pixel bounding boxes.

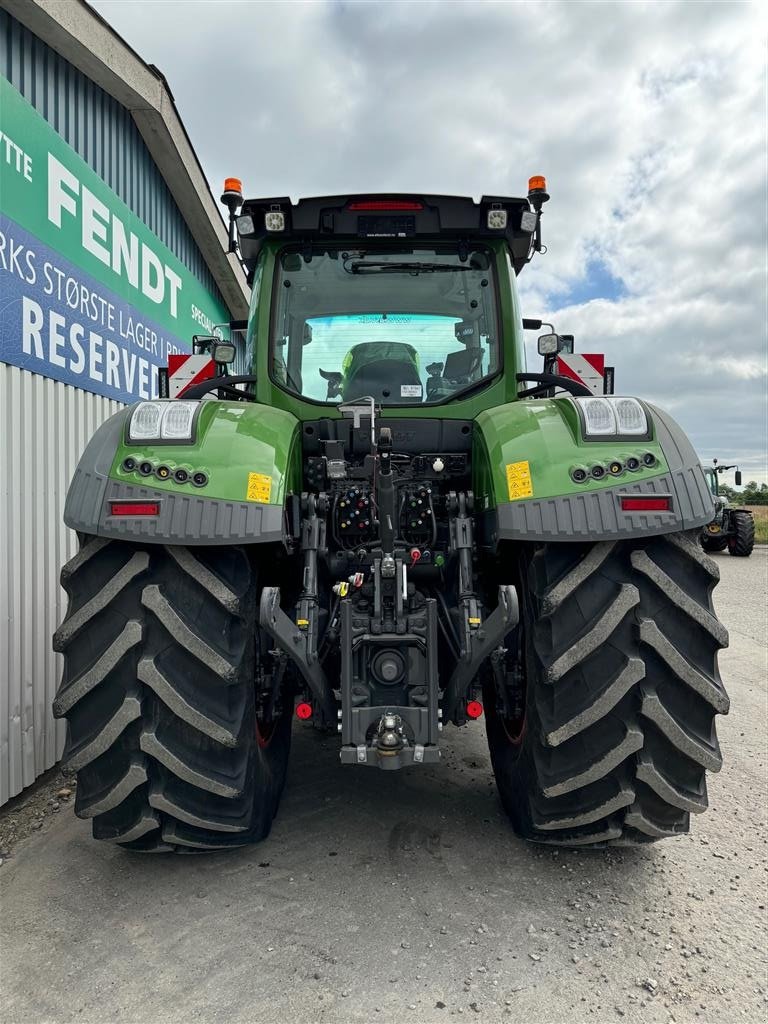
[487,529,728,847]
[53,539,290,853]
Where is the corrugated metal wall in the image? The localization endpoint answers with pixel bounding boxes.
[0,10,230,802]
[0,7,225,302]
[0,367,122,803]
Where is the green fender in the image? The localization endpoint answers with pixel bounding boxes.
[64,400,301,545]
[472,398,714,542]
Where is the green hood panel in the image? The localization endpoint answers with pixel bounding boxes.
[472,398,669,510]
[112,401,301,505]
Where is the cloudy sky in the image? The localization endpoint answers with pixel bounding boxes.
[93,0,767,482]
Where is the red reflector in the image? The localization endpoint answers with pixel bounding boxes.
[109,502,160,516]
[348,200,423,211]
[620,496,672,512]
[466,700,484,720]
[295,702,313,721]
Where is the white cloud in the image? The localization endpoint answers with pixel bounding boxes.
[93,0,768,482]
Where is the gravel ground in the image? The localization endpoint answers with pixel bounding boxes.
[1,549,766,1024]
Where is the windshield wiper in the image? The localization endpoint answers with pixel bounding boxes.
[346,261,473,275]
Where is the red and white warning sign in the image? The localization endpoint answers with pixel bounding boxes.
[167,354,215,398]
[556,353,605,395]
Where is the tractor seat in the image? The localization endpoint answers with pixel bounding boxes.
[341,342,423,403]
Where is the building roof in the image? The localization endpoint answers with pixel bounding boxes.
[4,0,249,318]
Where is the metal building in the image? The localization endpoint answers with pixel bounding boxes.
[0,0,249,804]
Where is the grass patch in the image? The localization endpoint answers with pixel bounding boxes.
[754,517,768,545]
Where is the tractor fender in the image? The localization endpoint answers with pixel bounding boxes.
[473,398,714,543]
[64,401,301,545]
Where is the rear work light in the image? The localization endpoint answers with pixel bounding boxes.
[127,401,198,443]
[109,502,160,516]
[264,209,285,231]
[348,200,423,211]
[236,214,255,235]
[620,496,672,512]
[487,207,508,230]
[576,396,650,439]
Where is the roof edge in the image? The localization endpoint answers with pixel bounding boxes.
[3,0,249,317]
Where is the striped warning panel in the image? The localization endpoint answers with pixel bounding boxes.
[556,353,605,395]
[167,354,215,398]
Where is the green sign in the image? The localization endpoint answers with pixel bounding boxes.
[0,75,230,402]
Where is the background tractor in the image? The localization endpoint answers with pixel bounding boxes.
[53,180,729,853]
[701,460,755,557]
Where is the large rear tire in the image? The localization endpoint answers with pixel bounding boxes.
[727,511,755,557]
[53,537,292,852]
[485,530,729,846]
[701,533,728,553]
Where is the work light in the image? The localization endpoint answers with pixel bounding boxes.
[129,401,164,440]
[265,209,285,232]
[487,208,508,230]
[211,342,236,365]
[613,398,648,435]
[580,397,616,435]
[575,396,650,439]
[127,401,198,443]
[160,402,198,440]
[236,215,255,236]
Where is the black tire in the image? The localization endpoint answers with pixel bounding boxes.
[727,511,755,557]
[701,533,728,553]
[484,530,729,846]
[53,537,292,852]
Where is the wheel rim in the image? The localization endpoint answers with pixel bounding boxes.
[500,628,527,747]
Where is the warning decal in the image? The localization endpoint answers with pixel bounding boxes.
[506,461,534,501]
[246,472,272,503]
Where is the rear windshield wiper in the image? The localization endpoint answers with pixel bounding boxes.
[346,261,473,275]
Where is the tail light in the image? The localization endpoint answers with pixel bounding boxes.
[348,200,423,211]
[620,496,672,512]
[109,502,160,517]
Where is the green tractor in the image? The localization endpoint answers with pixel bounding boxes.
[53,180,729,853]
[701,460,755,556]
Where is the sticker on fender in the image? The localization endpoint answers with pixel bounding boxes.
[246,472,272,503]
[506,461,533,501]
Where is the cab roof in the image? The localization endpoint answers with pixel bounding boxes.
[236,193,537,277]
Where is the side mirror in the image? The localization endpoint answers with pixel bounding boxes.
[559,334,574,354]
[537,333,559,356]
[735,470,742,486]
[210,341,236,365]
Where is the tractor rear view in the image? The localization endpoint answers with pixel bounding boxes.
[53,180,729,853]
[701,461,755,557]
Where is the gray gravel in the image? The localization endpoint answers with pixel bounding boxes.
[1,549,766,1024]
